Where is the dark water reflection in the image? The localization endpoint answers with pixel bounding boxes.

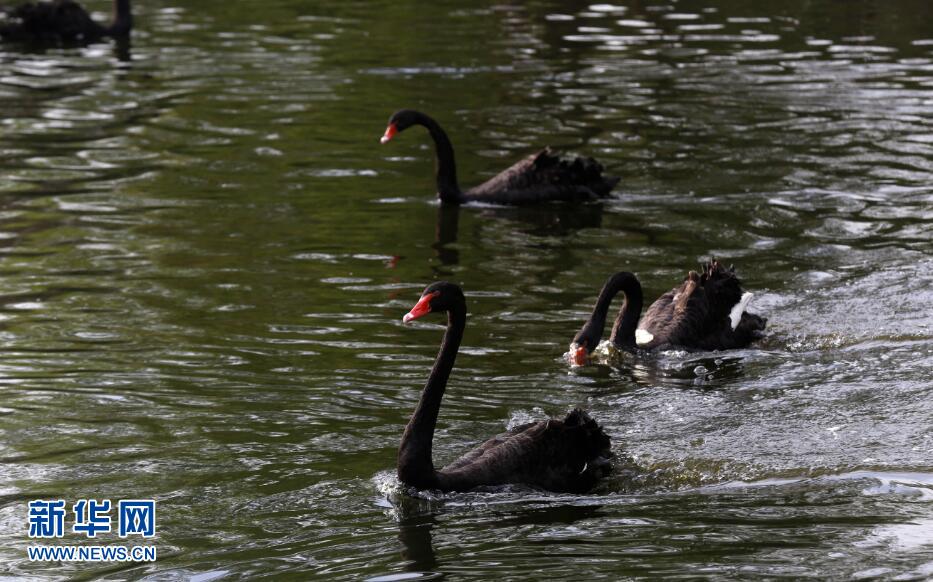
[0,0,931,579]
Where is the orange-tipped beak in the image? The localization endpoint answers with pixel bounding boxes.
[573,345,589,366]
[403,291,438,323]
[380,123,398,144]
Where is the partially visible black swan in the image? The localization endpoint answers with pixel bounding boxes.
[570,261,767,365]
[380,109,620,205]
[399,281,611,493]
[0,0,131,43]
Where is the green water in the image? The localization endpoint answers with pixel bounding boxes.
[1,0,931,579]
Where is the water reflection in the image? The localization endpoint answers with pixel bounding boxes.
[578,347,758,391]
[112,36,132,62]
[397,513,439,576]
[432,201,604,275]
[433,205,459,272]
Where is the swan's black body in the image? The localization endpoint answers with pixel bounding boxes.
[400,281,612,493]
[381,109,619,205]
[0,0,131,44]
[571,261,766,363]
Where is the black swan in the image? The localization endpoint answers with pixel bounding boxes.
[0,0,131,43]
[380,109,620,205]
[399,281,612,493]
[570,261,767,365]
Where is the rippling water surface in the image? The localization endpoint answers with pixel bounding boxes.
[1,0,931,579]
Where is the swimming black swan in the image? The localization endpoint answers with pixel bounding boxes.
[380,109,620,205]
[400,281,612,493]
[570,261,767,365]
[0,0,131,43]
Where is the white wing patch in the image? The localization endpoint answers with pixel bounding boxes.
[635,328,654,346]
[729,292,753,330]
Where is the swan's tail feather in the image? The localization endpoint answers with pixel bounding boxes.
[698,258,747,316]
[560,409,612,492]
[533,150,619,197]
[701,258,739,283]
[729,292,754,330]
[696,258,768,344]
[563,408,612,460]
[736,312,768,340]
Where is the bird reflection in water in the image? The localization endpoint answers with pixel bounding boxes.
[431,201,604,277]
[397,512,439,577]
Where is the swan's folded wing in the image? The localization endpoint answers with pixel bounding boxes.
[638,280,706,348]
[440,421,540,473]
[439,412,611,493]
[465,149,617,203]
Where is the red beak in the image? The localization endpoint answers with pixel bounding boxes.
[403,291,438,323]
[380,123,398,144]
[572,345,589,366]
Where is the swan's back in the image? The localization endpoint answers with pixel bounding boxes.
[1,0,102,42]
[636,261,766,350]
[465,148,619,204]
[437,408,611,493]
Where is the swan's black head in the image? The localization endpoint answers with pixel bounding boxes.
[381,109,423,144]
[403,281,464,323]
[570,324,601,366]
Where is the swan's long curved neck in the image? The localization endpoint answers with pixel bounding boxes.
[576,273,644,351]
[415,112,462,204]
[108,0,133,36]
[609,280,644,348]
[398,304,465,487]
[578,284,618,347]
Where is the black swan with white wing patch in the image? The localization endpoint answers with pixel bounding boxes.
[570,261,766,365]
